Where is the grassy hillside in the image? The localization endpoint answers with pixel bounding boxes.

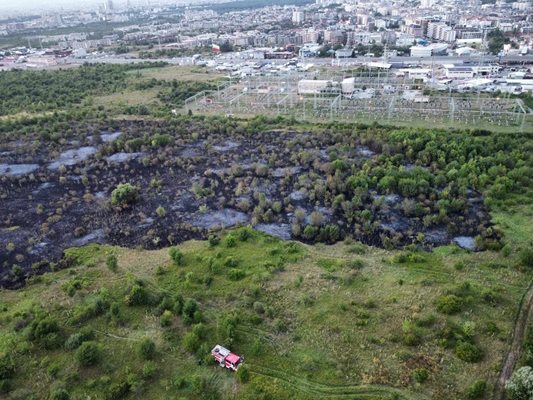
[0,203,531,400]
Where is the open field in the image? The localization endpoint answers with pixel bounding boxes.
[0,208,531,400]
[124,65,226,82]
[0,64,532,400]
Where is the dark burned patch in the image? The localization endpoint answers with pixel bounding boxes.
[0,119,495,288]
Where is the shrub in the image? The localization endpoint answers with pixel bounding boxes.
[142,361,158,379]
[412,368,429,383]
[436,295,463,315]
[106,381,130,400]
[64,328,94,350]
[169,247,184,266]
[223,256,239,268]
[192,323,207,340]
[208,235,220,247]
[0,379,11,394]
[228,269,246,281]
[138,338,156,360]
[521,248,533,268]
[72,296,110,323]
[182,299,201,325]
[237,228,253,242]
[253,301,265,314]
[106,255,118,272]
[125,284,149,306]
[347,259,364,270]
[455,341,482,363]
[506,366,533,400]
[28,316,62,349]
[0,353,15,379]
[303,225,316,240]
[225,235,237,248]
[49,388,70,400]
[111,183,139,207]
[76,341,101,367]
[47,363,60,378]
[236,364,250,383]
[160,310,173,327]
[402,320,422,346]
[466,380,487,399]
[182,331,200,353]
[156,206,166,218]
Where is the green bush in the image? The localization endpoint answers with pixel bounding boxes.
[455,341,482,363]
[347,259,364,270]
[228,269,246,281]
[50,388,71,400]
[106,255,118,272]
[106,381,130,400]
[72,296,110,323]
[412,368,429,383]
[208,235,220,247]
[436,295,463,315]
[182,331,200,353]
[237,228,253,242]
[138,338,156,360]
[236,364,250,383]
[169,247,184,266]
[466,380,487,399]
[506,366,533,400]
[111,183,139,207]
[181,299,201,325]
[0,379,11,394]
[142,361,158,379]
[125,284,149,306]
[225,235,237,248]
[64,328,95,350]
[75,341,101,367]
[0,353,15,379]
[28,316,62,349]
[520,248,533,268]
[223,256,239,268]
[160,310,173,327]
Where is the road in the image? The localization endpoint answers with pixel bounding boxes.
[75,54,533,67]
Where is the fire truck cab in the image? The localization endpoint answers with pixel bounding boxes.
[211,344,243,371]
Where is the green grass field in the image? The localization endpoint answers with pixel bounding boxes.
[0,202,531,400]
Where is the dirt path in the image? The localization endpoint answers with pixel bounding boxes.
[493,281,533,400]
[249,364,429,400]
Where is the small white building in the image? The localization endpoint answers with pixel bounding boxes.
[400,68,431,79]
[341,77,355,95]
[297,79,337,95]
[445,66,475,79]
[410,43,448,57]
[410,45,432,57]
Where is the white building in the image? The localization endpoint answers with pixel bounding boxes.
[445,66,475,79]
[405,68,431,79]
[410,43,448,57]
[341,77,355,95]
[410,45,432,57]
[298,79,336,94]
[292,11,304,25]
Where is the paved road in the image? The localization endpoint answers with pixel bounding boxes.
[75,54,533,67]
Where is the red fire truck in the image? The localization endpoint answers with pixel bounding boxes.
[211,344,243,371]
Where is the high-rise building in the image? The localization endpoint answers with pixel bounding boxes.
[292,11,304,25]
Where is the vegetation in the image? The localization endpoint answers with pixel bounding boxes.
[0,64,531,400]
[0,63,165,115]
[0,214,531,399]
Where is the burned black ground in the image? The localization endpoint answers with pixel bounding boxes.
[0,117,511,288]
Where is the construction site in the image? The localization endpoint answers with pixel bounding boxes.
[184,69,530,131]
